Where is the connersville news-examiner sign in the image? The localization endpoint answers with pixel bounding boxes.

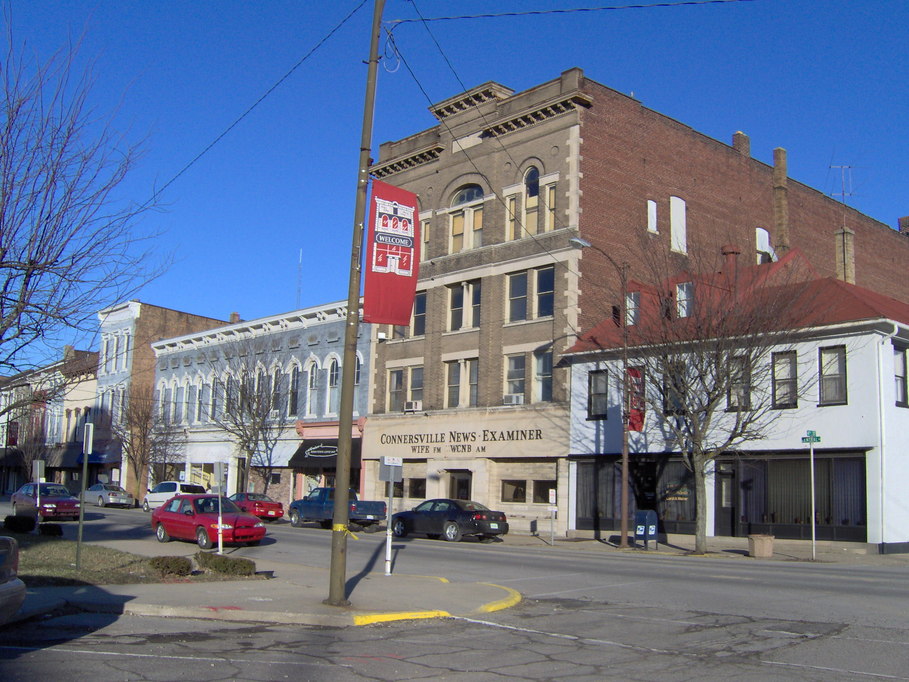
[379,428,544,454]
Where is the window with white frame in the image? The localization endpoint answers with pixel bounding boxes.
[445,358,478,408]
[670,195,687,253]
[327,359,340,413]
[772,351,798,409]
[289,366,300,416]
[676,282,693,318]
[535,350,553,402]
[409,366,424,403]
[727,355,751,410]
[544,183,557,232]
[448,280,481,331]
[388,369,405,412]
[894,345,907,407]
[819,346,847,405]
[587,370,609,419]
[507,195,519,241]
[421,216,430,262]
[449,185,484,253]
[625,291,641,326]
[536,267,554,318]
[524,167,540,235]
[306,363,317,416]
[508,272,528,322]
[647,199,658,233]
[505,354,526,400]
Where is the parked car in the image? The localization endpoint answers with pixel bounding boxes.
[84,483,135,508]
[0,536,26,626]
[229,492,284,521]
[288,487,385,531]
[391,499,509,542]
[10,482,81,520]
[142,481,207,512]
[151,494,267,549]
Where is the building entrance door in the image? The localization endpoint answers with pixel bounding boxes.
[714,463,737,536]
[448,470,472,500]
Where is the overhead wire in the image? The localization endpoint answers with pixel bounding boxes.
[139,0,370,211]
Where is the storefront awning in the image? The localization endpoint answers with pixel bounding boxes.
[288,439,361,470]
[76,440,122,465]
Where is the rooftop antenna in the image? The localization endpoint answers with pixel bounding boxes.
[830,164,854,219]
[295,248,302,309]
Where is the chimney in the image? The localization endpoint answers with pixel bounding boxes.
[732,131,750,157]
[229,312,241,324]
[722,244,741,293]
[899,216,909,235]
[835,226,855,284]
[772,148,791,254]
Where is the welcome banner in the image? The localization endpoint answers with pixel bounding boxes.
[363,180,420,325]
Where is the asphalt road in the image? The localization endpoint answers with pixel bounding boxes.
[3,505,906,680]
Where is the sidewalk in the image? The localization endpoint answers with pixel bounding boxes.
[11,530,909,628]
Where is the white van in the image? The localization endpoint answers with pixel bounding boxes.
[142,481,206,511]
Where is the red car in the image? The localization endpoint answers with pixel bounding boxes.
[151,494,266,549]
[11,482,81,520]
[229,492,284,522]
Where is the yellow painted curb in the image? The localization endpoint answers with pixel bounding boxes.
[353,610,451,626]
[475,583,522,613]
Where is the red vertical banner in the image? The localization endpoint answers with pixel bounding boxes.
[363,180,420,325]
[627,367,645,431]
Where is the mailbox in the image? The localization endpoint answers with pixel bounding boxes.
[633,509,659,549]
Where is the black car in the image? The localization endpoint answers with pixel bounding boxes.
[391,498,508,542]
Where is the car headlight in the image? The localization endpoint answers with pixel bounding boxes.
[42,503,56,509]
[212,523,233,530]
[254,521,265,528]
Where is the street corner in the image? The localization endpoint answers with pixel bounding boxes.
[474,582,522,614]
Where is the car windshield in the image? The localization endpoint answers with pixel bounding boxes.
[246,493,273,502]
[193,497,241,514]
[38,485,70,497]
[104,485,126,492]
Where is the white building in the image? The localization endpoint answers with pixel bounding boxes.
[564,257,909,552]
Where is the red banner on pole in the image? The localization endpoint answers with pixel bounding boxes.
[628,367,645,431]
[363,180,420,325]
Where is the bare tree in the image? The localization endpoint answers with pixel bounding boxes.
[0,23,164,384]
[112,384,185,500]
[205,338,292,495]
[579,245,824,554]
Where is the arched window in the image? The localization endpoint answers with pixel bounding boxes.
[449,184,484,253]
[328,359,340,414]
[306,362,318,416]
[524,167,540,235]
[289,366,300,416]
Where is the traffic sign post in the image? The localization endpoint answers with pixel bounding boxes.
[801,430,821,561]
[380,456,403,575]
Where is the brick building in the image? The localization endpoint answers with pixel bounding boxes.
[361,67,909,536]
[95,301,228,498]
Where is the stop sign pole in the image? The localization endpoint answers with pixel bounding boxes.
[801,430,821,561]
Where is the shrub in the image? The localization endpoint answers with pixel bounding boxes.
[150,555,193,577]
[4,515,37,533]
[38,523,63,537]
[195,551,256,576]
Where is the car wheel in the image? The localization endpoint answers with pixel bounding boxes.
[196,527,213,550]
[97,496,105,508]
[392,519,408,538]
[155,523,170,543]
[443,521,462,542]
[142,499,150,512]
[290,509,302,527]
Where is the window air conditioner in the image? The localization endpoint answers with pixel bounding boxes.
[403,400,422,413]
[503,394,524,406]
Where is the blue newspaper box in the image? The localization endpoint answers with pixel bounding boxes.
[634,510,658,549]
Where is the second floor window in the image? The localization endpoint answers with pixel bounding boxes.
[587,370,608,419]
[819,346,847,405]
[508,272,528,322]
[772,351,797,408]
[535,350,553,403]
[895,345,908,407]
[388,369,405,412]
[506,354,526,399]
[727,355,751,411]
[448,280,481,331]
[449,185,484,253]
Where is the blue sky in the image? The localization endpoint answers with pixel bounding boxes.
[8,0,908,329]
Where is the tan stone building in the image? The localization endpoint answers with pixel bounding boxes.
[361,68,908,536]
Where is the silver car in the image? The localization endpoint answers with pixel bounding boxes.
[85,483,135,508]
[0,537,26,626]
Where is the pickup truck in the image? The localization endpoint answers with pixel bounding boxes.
[288,487,386,531]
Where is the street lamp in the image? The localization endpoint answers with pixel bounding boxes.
[570,237,630,549]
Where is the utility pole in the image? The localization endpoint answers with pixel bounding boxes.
[325,0,385,607]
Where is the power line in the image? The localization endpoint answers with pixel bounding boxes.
[140,0,369,210]
[390,0,756,28]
